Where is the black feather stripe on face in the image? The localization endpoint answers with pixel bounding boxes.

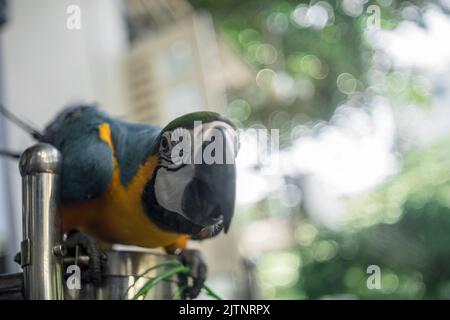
[142,168,215,236]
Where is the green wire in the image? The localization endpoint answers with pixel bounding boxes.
[202,283,223,300]
[123,260,183,298]
[132,265,188,300]
[125,259,224,300]
[173,285,188,300]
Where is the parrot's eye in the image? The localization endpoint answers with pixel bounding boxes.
[160,136,170,154]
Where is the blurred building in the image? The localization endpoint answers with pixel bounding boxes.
[0,0,130,272]
[124,0,251,123]
[123,0,253,298]
[125,1,224,123]
[0,0,252,298]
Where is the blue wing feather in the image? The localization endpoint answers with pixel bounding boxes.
[42,105,161,204]
[42,106,113,203]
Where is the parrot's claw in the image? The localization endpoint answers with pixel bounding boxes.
[177,249,207,299]
[63,231,107,284]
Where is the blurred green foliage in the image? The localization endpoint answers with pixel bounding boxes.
[290,138,450,299]
[191,0,445,133]
[191,0,450,299]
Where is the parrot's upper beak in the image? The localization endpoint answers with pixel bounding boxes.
[181,127,237,234]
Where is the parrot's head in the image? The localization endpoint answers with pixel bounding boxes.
[143,112,239,239]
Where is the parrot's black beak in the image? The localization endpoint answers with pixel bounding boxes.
[146,121,238,237]
[182,161,236,233]
[181,127,237,234]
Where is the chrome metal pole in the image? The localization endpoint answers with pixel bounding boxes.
[19,143,64,300]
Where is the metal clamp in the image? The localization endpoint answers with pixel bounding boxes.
[19,239,31,267]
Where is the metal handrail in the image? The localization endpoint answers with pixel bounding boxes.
[0,143,174,300]
[19,143,64,300]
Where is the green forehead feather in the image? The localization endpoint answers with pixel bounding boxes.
[150,111,237,154]
[162,111,237,132]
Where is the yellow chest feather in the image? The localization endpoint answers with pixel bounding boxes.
[62,124,182,248]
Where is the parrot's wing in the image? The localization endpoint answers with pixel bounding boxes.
[42,106,114,204]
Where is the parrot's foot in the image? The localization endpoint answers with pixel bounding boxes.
[177,249,207,299]
[63,230,107,284]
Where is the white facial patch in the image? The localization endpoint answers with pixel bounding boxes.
[166,121,239,166]
[154,164,195,218]
[194,121,239,160]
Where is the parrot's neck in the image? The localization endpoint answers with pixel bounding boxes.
[108,119,161,188]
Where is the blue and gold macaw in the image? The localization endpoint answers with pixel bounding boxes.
[1,104,238,298]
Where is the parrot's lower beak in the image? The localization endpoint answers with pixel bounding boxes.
[181,161,236,233]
